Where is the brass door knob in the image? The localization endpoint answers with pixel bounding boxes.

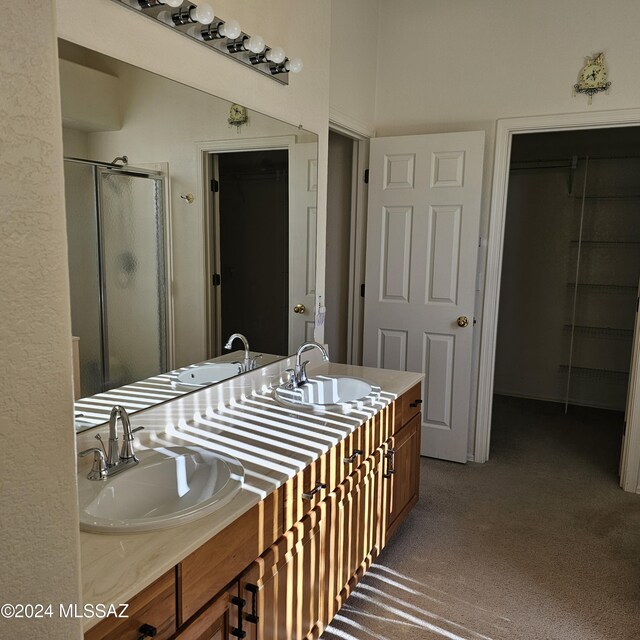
[457,316,469,328]
[294,304,306,314]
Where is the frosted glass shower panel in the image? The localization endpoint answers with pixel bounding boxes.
[64,161,104,397]
[98,170,167,389]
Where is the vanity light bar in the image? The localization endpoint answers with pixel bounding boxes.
[114,0,303,85]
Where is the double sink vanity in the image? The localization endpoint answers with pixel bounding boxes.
[77,345,423,640]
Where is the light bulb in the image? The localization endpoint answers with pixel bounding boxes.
[122,0,142,10]
[158,0,183,7]
[190,2,215,24]
[219,19,241,39]
[286,57,303,73]
[267,46,286,63]
[244,34,265,53]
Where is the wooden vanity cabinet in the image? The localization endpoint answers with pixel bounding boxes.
[84,571,176,640]
[326,448,384,619]
[284,405,392,529]
[238,505,326,640]
[84,387,421,640]
[179,489,283,623]
[385,412,421,540]
[174,589,234,640]
[238,448,386,640]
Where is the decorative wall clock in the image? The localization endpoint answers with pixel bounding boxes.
[574,53,611,104]
[228,104,248,130]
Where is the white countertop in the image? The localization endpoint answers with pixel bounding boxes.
[77,358,423,630]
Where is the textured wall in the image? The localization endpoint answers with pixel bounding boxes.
[0,1,82,638]
[329,0,381,135]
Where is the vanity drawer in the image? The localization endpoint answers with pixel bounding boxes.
[285,451,331,528]
[395,383,423,432]
[179,488,283,624]
[84,570,176,640]
[284,409,391,529]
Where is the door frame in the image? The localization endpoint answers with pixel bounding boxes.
[476,107,640,493]
[197,136,296,358]
[328,120,371,365]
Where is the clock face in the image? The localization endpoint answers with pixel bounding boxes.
[580,63,607,88]
[229,104,248,125]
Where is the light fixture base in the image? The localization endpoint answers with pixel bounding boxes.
[112,0,290,85]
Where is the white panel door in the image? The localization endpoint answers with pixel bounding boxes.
[289,142,318,352]
[363,132,485,463]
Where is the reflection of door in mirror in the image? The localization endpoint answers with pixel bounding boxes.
[205,142,318,358]
[64,159,169,396]
[210,150,289,357]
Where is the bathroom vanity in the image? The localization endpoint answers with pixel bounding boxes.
[78,358,423,640]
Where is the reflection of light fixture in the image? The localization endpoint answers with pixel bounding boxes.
[114,0,302,84]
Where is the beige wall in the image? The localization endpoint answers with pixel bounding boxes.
[0,2,82,638]
[56,0,332,344]
[329,0,381,136]
[374,0,640,456]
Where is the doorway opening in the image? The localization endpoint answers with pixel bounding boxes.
[206,149,289,357]
[492,126,640,483]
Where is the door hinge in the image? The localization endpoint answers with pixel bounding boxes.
[363,169,369,184]
[211,178,219,192]
[360,283,365,297]
[211,273,221,286]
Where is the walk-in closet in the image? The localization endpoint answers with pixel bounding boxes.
[493,127,640,472]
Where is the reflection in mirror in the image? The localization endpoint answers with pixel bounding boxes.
[58,40,318,430]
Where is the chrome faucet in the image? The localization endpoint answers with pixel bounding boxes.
[288,342,329,388]
[78,405,143,481]
[224,333,260,372]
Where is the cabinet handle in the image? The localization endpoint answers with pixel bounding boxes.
[383,448,396,478]
[302,481,326,500]
[344,449,363,464]
[137,624,157,639]
[230,596,247,638]
[409,399,423,408]
[244,583,259,624]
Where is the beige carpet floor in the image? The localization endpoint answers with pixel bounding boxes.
[321,395,640,640]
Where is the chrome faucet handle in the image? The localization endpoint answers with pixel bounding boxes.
[284,368,297,389]
[94,433,108,458]
[295,360,310,386]
[79,448,108,481]
[120,426,144,462]
[248,354,263,371]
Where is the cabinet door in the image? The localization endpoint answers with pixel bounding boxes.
[175,589,232,640]
[84,571,176,640]
[326,448,383,618]
[385,413,421,539]
[238,505,326,640]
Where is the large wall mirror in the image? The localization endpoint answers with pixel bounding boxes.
[59,40,319,430]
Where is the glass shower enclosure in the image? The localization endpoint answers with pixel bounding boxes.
[64,158,169,397]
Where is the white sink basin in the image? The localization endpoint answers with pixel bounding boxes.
[78,446,244,533]
[275,375,381,413]
[171,363,242,388]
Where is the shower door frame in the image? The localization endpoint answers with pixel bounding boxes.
[64,157,174,391]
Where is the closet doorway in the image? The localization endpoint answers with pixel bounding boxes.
[492,126,640,485]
